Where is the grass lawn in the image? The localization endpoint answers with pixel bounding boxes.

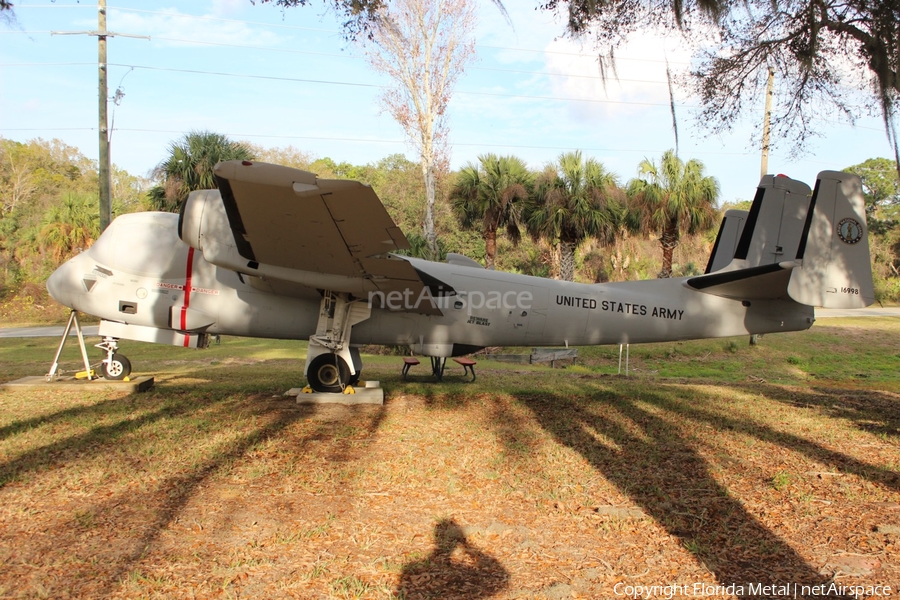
[0,318,898,598]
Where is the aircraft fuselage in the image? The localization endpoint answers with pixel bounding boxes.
[47,212,814,356]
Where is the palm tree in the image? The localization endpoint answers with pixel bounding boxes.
[148,131,254,212]
[627,150,719,278]
[525,151,621,281]
[449,154,531,269]
[39,191,100,263]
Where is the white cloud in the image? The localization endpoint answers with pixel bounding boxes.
[210,0,248,18]
[542,30,696,121]
[474,0,561,66]
[108,6,283,49]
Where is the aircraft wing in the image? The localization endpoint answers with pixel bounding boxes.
[211,160,445,315]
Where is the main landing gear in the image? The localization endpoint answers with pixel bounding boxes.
[305,292,369,393]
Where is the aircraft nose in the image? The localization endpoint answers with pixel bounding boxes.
[46,258,81,308]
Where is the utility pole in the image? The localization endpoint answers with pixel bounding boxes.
[751,66,776,348]
[52,4,147,232]
[98,0,111,232]
[760,66,775,178]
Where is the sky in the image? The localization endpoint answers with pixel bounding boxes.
[1,0,895,206]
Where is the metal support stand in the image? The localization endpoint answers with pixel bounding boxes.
[47,311,94,381]
[430,356,446,381]
[617,343,630,376]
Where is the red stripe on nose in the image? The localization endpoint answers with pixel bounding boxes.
[181,247,195,347]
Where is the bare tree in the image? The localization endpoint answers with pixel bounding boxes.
[360,0,476,260]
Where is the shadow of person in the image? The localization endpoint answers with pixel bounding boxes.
[396,519,509,600]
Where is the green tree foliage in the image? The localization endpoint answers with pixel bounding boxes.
[39,191,100,263]
[0,138,147,294]
[148,131,254,213]
[10,132,896,306]
[844,157,900,220]
[843,158,900,302]
[449,154,531,269]
[395,231,448,261]
[1,138,97,291]
[246,144,316,171]
[526,151,621,281]
[627,150,719,278]
[541,0,900,170]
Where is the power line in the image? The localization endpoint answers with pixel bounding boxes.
[0,125,757,158]
[0,59,689,109]
[107,5,339,36]
[4,61,891,133]
[147,36,675,85]
[6,9,889,141]
[115,5,677,64]
[0,31,678,85]
[98,5,693,66]
[100,63,694,108]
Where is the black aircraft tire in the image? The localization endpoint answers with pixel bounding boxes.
[103,354,132,380]
[308,354,350,393]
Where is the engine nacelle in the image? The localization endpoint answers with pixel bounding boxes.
[178,189,230,251]
[178,189,251,276]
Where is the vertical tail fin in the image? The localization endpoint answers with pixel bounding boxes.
[787,171,875,308]
[708,174,811,273]
[705,209,747,273]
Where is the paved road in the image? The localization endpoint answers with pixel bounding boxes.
[0,325,99,338]
[815,307,900,318]
[0,308,897,339]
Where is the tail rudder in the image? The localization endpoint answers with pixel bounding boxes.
[708,174,811,273]
[705,209,747,273]
[787,171,874,308]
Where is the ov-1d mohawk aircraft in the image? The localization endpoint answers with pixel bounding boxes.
[47,161,874,391]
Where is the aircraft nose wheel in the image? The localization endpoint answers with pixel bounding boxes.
[308,354,350,393]
[102,353,132,380]
[96,336,132,380]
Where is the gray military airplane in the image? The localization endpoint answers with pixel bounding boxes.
[46,161,874,391]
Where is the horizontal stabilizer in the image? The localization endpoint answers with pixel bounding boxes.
[687,262,798,300]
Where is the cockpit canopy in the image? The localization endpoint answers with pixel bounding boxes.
[87,212,189,278]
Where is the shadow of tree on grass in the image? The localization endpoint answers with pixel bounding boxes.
[0,383,388,597]
[517,388,859,597]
